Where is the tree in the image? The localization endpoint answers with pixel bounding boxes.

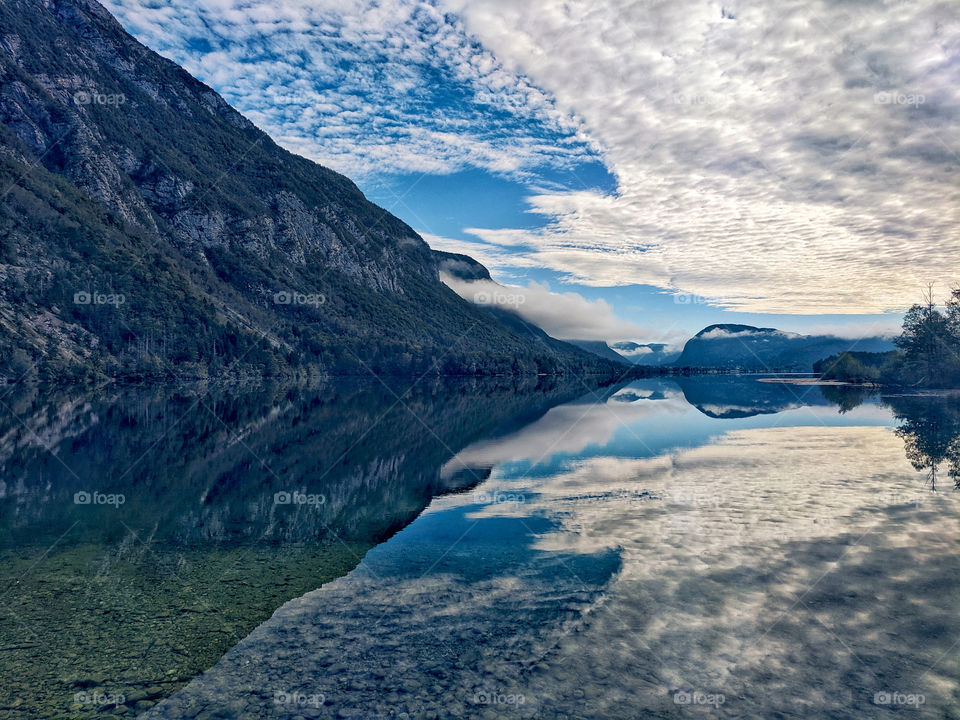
[944,287,960,350]
[894,285,957,386]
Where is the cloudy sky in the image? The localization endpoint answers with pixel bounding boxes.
[104,0,959,344]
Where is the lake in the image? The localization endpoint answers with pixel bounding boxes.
[2,376,959,719]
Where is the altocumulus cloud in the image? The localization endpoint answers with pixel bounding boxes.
[447,0,960,314]
[100,0,593,178]
[104,0,960,316]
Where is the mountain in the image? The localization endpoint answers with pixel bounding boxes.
[432,249,618,369]
[432,250,492,282]
[567,340,632,365]
[0,0,616,382]
[675,324,896,371]
[610,341,681,366]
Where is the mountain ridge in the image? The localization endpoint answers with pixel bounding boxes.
[0,0,618,381]
[676,324,895,371]
[694,323,781,337]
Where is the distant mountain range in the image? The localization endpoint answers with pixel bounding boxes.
[610,342,682,366]
[0,0,616,381]
[568,340,633,364]
[429,261,897,373]
[673,324,895,371]
[557,325,895,373]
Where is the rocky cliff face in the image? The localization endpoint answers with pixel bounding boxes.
[432,250,493,282]
[0,0,614,381]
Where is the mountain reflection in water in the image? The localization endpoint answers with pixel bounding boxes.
[0,376,601,718]
[3,376,960,719]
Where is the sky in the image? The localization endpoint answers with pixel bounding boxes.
[103,0,960,346]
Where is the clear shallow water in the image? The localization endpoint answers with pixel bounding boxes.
[129,378,960,720]
[0,378,588,718]
[3,377,960,719]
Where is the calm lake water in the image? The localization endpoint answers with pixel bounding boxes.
[2,376,960,719]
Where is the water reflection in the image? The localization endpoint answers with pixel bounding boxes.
[674,374,832,418]
[137,376,960,719]
[669,377,960,494]
[0,377,600,719]
[806,384,960,490]
[4,376,960,719]
[887,394,960,490]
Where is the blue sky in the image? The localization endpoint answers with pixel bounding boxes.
[103,0,960,345]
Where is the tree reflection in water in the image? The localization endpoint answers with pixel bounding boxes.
[887,394,960,490]
[821,385,960,490]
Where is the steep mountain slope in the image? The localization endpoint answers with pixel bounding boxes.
[0,0,614,381]
[567,340,632,365]
[675,324,895,371]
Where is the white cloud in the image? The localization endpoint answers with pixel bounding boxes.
[101,0,593,179]
[616,345,654,357]
[439,273,674,343]
[102,0,960,317]
[418,232,539,277]
[445,0,960,314]
[697,327,797,340]
[784,319,905,340]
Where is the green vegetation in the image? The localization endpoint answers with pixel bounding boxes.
[816,288,960,388]
[813,351,896,384]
